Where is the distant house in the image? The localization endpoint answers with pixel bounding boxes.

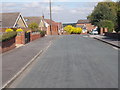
[24,16,62,35]
[44,19,59,35]
[76,19,95,33]
[24,16,48,31]
[0,12,28,29]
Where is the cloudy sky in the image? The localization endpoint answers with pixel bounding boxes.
[1,0,117,23]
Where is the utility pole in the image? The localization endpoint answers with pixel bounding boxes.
[49,0,52,35]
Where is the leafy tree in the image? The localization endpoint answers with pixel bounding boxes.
[28,23,38,32]
[99,20,114,32]
[115,1,120,32]
[87,1,118,32]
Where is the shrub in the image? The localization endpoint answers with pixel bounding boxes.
[64,25,82,34]
[0,31,17,42]
[39,30,46,37]
[28,23,39,32]
[5,28,14,32]
[26,30,31,33]
[16,29,23,32]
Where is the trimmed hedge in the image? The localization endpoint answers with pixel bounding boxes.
[39,30,46,37]
[0,31,17,42]
[5,28,14,32]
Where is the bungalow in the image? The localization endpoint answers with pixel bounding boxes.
[25,16,62,35]
[76,19,95,33]
[0,12,28,31]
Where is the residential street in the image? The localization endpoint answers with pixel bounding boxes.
[9,35,118,88]
[2,36,57,85]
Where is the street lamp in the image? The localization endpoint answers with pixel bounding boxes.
[49,0,52,35]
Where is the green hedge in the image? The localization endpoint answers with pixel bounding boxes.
[0,31,17,42]
[39,30,46,37]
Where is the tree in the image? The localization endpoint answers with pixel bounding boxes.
[87,1,118,32]
[28,23,38,32]
[99,20,114,32]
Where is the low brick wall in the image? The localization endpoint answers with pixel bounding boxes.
[0,38,16,53]
[30,33,41,41]
[16,32,25,44]
[105,32,120,40]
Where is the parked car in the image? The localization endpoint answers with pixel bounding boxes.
[90,30,98,35]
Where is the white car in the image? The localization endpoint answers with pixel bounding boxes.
[91,30,98,35]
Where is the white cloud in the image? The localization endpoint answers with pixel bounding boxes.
[24,2,40,8]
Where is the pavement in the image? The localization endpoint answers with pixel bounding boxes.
[89,35,120,48]
[2,36,58,86]
[8,35,118,88]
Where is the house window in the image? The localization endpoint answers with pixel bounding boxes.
[15,24,20,28]
[25,19,29,22]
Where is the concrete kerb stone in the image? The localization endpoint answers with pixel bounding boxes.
[94,37,120,49]
[2,40,52,89]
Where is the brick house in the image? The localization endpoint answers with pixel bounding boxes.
[0,12,28,32]
[44,19,60,35]
[76,19,95,33]
[24,16,62,35]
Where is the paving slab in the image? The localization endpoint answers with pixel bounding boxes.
[89,35,119,48]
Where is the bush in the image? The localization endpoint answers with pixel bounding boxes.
[39,30,46,37]
[16,29,23,32]
[0,31,17,42]
[26,30,31,33]
[5,28,14,32]
[28,23,39,32]
[64,25,82,34]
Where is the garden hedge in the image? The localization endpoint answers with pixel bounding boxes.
[0,31,17,42]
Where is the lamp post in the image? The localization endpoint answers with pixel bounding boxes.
[49,0,52,35]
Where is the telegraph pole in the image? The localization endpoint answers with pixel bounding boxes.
[49,0,52,35]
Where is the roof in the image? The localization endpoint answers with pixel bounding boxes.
[77,20,90,24]
[1,12,20,28]
[44,19,58,26]
[24,17,42,25]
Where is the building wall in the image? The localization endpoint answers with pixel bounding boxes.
[47,25,58,35]
[16,16,26,28]
[76,23,95,31]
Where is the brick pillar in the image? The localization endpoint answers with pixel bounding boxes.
[21,32,25,44]
[104,28,108,33]
[100,28,103,35]
[47,26,51,35]
[16,32,25,44]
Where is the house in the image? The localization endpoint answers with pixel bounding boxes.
[24,16,62,35]
[24,16,48,32]
[76,19,95,33]
[44,19,60,35]
[0,12,28,30]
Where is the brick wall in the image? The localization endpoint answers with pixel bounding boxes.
[16,32,25,44]
[47,26,59,35]
[30,33,41,41]
[0,38,16,53]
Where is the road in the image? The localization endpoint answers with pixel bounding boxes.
[9,35,118,88]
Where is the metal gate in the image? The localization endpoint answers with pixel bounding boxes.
[25,32,30,44]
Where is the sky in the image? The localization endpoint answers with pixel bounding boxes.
[1,0,118,23]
